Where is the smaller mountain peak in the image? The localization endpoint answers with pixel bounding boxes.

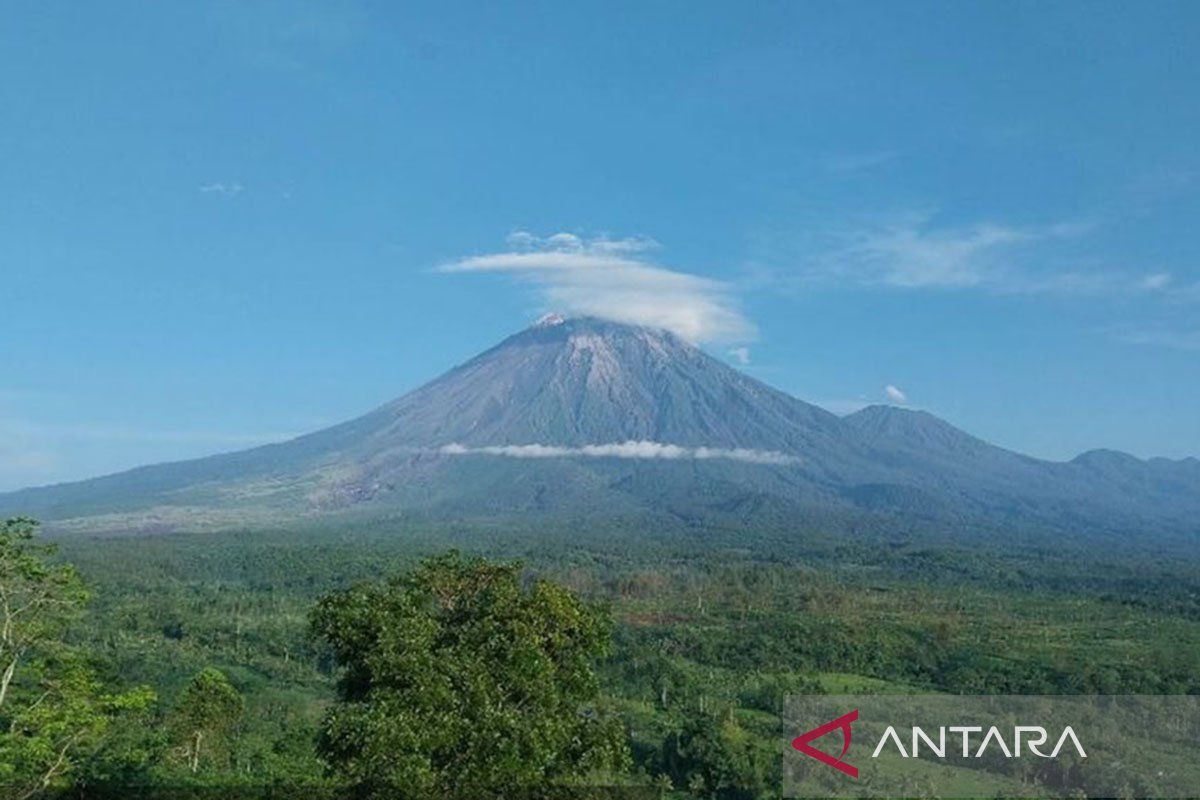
[1072,448,1144,466]
[534,312,566,328]
[847,404,936,423]
[844,404,988,451]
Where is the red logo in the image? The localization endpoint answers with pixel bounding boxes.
[791,709,859,778]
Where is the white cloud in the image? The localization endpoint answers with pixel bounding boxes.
[1140,272,1173,290]
[1115,327,1200,352]
[436,440,798,465]
[824,150,899,174]
[441,232,755,344]
[797,212,1174,295]
[884,385,908,404]
[762,209,1194,303]
[727,346,751,365]
[199,182,244,196]
[825,215,1041,288]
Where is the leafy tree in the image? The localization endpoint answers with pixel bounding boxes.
[0,518,155,798]
[310,551,628,797]
[661,710,771,800]
[0,518,86,708]
[168,667,244,773]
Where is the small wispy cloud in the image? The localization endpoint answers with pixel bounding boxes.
[884,384,908,404]
[727,346,751,365]
[796,212,1168,296]
[440,232,755,344]
[1133,275,1200,304]
[437,440,798,465]
[199,181,244,196]
[824,150,898,174]
[815,213,1054,288]
[1114,327,1200,352]
[1140,273,1173,291]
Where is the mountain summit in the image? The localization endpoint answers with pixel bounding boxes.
[2,317,1197,536]
[374,317,846,453]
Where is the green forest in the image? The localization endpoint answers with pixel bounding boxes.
[2,515,1198,799]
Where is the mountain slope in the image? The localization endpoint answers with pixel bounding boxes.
[1,317,1196,536]
[843,404,1200,530]
[1,318,868,527]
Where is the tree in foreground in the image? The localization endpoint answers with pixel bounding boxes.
[310,551,628,797]
[0,517,155,799]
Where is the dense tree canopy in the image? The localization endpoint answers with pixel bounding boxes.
[309,551,628,797]
[2,516,1197,797]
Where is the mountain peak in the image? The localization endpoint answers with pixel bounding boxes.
[1072,448,1145,467]
[843,404,995,455]
[526,314,675,335]
[504,315,695,355]
[844,404,946,433]
[398,314,801,450]
[4,320,1198,536]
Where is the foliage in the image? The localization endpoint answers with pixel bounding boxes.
[309,551,629,797]
[7,516,1197,797]
[0,518,155,799]
[168,667,244,774]
[661,710,773,799]
[0,518,87,709]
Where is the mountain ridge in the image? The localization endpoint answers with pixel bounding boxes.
[2,317,1197,537]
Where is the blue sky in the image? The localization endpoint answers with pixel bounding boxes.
[2,1,1198,490]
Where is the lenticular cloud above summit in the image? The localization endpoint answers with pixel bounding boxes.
[436,440,800,465]
[440,231,755,344]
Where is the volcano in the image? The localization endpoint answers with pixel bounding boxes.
[2,317,1198,537]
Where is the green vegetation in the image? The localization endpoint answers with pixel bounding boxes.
[168,668,244,774]
[310,552,628,796]
[0,518,154,799]
[1,516,1197,797]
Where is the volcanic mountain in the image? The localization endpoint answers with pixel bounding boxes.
[2,316,1198,536]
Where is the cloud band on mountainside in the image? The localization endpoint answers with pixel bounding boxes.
[436,440,798,465]
[440,232,755,344]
